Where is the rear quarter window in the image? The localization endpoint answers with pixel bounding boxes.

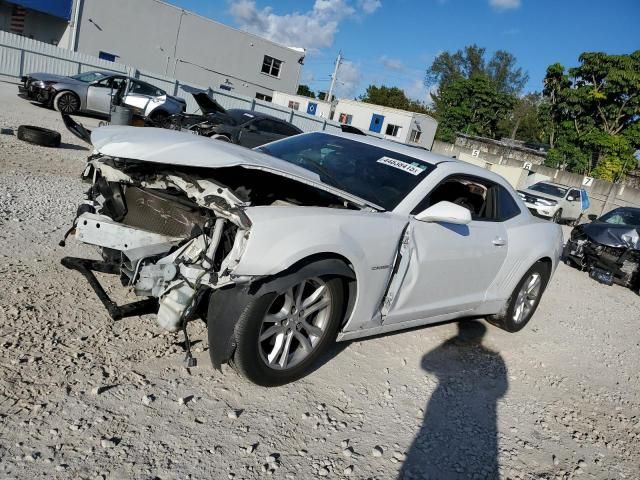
[497,186,521,221]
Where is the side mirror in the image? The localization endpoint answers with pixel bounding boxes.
[567,195,578,202]
[587,214,598,222]
[415,201,472,225]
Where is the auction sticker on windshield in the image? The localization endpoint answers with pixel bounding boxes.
[377,156,427,176]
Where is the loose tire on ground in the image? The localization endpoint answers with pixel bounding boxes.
[486,261,550,333]
[53,91,80,114]
[17,125,61,148]
[231,276,345,387]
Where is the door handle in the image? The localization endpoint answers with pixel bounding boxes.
[492,237,507,247]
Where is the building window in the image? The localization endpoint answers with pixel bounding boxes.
[261,55,282,77]
[288,100,300,110]
[255,93,273,102]
[338,113,353,125]
[386,124,401,137]
[99,51,118,62]
[409,129,422,143]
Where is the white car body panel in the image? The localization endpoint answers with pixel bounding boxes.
[70,128,563,344]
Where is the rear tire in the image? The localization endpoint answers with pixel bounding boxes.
[232,276,344,387]
[487,261,550,332]
[53,91,80,114]
[17,125,61,147]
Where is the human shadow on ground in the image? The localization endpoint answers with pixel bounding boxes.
[400,320,508,479]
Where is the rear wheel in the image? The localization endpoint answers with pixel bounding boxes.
[53,91,80,114]
[232,276,344,386]
[487,261,550,332]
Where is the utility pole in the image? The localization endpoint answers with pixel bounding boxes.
[326,51,342,102]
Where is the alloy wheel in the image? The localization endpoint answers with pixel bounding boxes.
[58,93,79,113]
[258,278,332,370]
[512,273,542,324]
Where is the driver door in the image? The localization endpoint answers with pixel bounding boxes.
[86,76,124,114]
[382,176,510,325]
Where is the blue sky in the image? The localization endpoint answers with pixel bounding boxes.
[167,0,639,102]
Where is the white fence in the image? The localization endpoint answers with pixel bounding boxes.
[0,30,343,134]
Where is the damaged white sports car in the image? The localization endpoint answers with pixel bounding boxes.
[61,126,562,386]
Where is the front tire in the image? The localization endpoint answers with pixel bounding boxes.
[487,261,550,332]
[53,91,80,114]
[552,209,562,224]
[232,276,344,386]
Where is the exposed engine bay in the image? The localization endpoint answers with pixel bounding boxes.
[564,222,640,290]
[61,154,360,333]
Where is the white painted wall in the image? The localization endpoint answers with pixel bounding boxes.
[334,99,438,149]
[272,91,331,118]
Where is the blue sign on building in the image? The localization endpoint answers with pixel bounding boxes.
[307,102,318,116]
[12,0,73,20]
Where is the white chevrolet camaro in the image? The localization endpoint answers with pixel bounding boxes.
[61,127,563,386]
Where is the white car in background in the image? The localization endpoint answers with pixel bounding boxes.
[61,129,563,386]
[518,181,589,225]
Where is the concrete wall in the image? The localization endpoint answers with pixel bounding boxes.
[454,134,546,166]
[333,98,438,149]
[74,0,303,99]
[0,1,70,45]
[272,91,331,118]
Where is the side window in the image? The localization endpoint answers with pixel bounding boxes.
[412,175,519,222]
[496,185,521,221]
[130,80,163,97]
[274,121,300,136]
[567,189,580,201]
[252,119,279,134]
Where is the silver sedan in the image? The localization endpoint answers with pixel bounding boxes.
[20,70,185,121]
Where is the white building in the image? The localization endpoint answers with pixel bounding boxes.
[272,92,331,118]
[0,0,304,99]
[333,99,438,149]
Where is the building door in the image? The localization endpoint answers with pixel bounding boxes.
[369,114,384,133]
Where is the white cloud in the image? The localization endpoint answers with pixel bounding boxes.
[335,61,362,98]
[358,0,382,14]
[379,55,405,72]
[489,0,521,10]
[229,0,380,51]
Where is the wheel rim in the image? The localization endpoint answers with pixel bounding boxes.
[258,277,332,371]
[58,93,78,113]
[512,273,542,324]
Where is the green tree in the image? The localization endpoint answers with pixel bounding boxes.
[542,51,640,180]
[497,92,543,141]
[426,44,529,94]
[432,75,515,143]
[296,84,316,98]
[358,85,432,114]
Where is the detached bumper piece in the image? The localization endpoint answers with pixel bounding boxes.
[61,257,158,320]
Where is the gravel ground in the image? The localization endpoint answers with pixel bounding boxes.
[0,80,639,480]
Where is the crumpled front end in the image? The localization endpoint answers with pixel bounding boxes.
[564,226,640,289]
[62,155,251,332]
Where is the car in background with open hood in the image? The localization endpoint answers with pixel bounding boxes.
[167,91,303,148]
[564,207,640,291]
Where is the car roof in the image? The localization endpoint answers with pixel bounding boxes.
[534,180,572,188]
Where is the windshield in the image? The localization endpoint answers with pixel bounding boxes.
[258,132,435,210]
[599,208,640,226]
[70,71,108,83]
[528,182,568,198]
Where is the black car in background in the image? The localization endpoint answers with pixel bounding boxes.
[168,92,302,148]
[564,207,640,291]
